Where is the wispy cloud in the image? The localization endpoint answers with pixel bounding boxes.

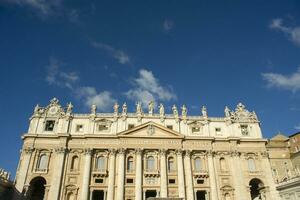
[75,87,116,111]
[45,57,115,111]
[270,18,300,46]
[125,69,177,106]
[2,0,63,16]
[91,42,130,65]
[45,57,79,90]
[262,67,300,92]
[163,19,174,32]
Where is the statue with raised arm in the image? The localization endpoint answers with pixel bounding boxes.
[122,103,127,115]
[202,106,207,117]
[113,102,119,114]
[148,101,154,115]
[224,106,230,118]
[66,102,73,113]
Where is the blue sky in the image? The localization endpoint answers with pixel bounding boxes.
[1,0,300,176]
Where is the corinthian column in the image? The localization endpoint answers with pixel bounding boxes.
[207,151,218,200]
[107,149,116,200]
[116,148,126,200]
[230,151,247,200]
[160,149,168,198]
[48,147,67,200]
[176,149,185,199]
[80,149,92,200]
[135,149,143,200]
[184,150,194,200]
[261,152,280,200]
[15,147,34,192]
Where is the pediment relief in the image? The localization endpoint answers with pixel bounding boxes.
[117,122,184,139]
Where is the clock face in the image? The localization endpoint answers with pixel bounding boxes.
[49,106,58,115]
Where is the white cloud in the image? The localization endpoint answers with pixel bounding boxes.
[163,19,174,32]
[270,18,300,46]
[91,42,130,65]
[45,58,116,111]
[76,87,116,111]
[45,57,79,89]
[262,67,300,92]
[3,0,63,16]
[125,69,177,106]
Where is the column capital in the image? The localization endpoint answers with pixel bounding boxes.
[261,151,269,158]
[83,148,93,155]
[23,147,34,154]
[184,150,192,157]
[206,150,215,157]
[108,148,117,156]
[118,148,126,154]
[135,148,143,155]
[55,147,67,154]
[176,149,183,156]
[230,150,240,157]
[159,149,167,156]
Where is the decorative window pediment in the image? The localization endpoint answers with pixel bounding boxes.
[188,121,204,134]
[96,119,113,132]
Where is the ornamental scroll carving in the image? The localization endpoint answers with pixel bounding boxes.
[226,103,258,123]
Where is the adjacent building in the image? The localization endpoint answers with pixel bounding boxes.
[14,98,280,200]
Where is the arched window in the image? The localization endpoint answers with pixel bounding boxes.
[194,157,202,171]
[168,157,175,172]
[127,156,134,172]
[70,156,79,171]
[96,156,105,171]
[220,158,227,171]
[37,154,48,170]
[147,156,155,170]
[248,158,256,172]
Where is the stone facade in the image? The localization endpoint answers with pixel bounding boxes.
[267,132,300,199]
[14,98,280,200]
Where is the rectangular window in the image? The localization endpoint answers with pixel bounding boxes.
[128,124,135,129]
[192,127,200,133]
[76,125,84,132]
[168,179,176,184]
[126,178,134,184]
[167,125,173,130]
[215,128,221,134]
[45,120,55,131]
[98,124,109,131]
[95,178,103,183]
[197,179,204,184]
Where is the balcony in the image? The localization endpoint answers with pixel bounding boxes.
[92,169,108,177]
[144,169,160,177]
[193,170,209,178]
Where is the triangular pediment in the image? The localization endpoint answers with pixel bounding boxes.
[270,133,288,141]
[117,121,184,139]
